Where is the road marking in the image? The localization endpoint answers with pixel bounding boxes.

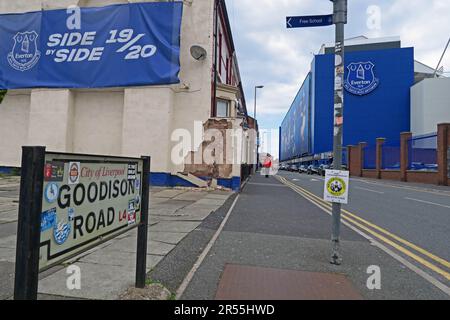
[276,176,450,291]
[276,176,450,295]
[354,186,385,194]
[176,194,240,299]
[405,197,450,209]
[283,177,450,270]
[353,179,450,197]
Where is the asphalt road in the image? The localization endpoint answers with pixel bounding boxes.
[278,171,450,278]
[180,173,449,300]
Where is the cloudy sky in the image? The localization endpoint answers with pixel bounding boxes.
[225,0,450,157]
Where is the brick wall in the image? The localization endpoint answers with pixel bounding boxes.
[347,123,450,186]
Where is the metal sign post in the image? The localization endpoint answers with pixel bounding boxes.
[286,0,348,265]
[14,146,46,300]
[136,156,151,288]
[330,0,347,265]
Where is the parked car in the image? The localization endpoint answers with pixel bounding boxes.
[318,164,330,176]
[299,165,307,173]
[279,164,287,171]
[307,165,319,175]
[289,164,299,172]
[320,163,348,174]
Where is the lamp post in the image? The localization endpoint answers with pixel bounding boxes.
[254,85,264,172]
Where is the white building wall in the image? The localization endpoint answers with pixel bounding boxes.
[122,87,174,173]
[0,0,218,177]
[411,78,450,136]
[72,91,124,155]
[0,92,31,166]
[27,89,74,152]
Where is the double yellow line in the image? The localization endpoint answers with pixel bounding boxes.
[276,175,450,282]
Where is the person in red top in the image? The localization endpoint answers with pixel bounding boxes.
[262,154,272,178]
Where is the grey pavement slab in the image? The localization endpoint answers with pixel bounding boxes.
[0,222,17,238]
[0,261,14,300]
[79,250,162,270]
[152,210,213,222]
[150,207,182,217]
[173,192,209,201]
[104,237,175,256]
[0,205,18,213]
[0,247,15,263]
[0,235,16,248]
[0,193,19,199]
[0,212,18,223]
[149,232,188,245]
[152,189,187,199]
[149,197,170,205]
[150,200,195,216]
[38,262,136,300]
[148,221,201,233]
[194,198,226,206]
[204,193,231,200]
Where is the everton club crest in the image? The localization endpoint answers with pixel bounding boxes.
[344,61,379,96]
[7,31,41,72]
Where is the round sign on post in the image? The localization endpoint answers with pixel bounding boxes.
[324,170,349,204]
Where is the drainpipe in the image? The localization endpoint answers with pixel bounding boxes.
[212,0,219,117]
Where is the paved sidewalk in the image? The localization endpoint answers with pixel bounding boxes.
[0,178,232,300]
[179,174,449,300]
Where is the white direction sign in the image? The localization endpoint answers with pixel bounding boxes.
[324,170,349,204]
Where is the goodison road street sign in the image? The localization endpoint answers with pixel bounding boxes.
[286,14,334,28]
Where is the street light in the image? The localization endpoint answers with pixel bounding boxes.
[254,85,264,120]
[254,85,264,172]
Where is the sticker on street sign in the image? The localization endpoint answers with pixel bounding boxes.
[39,153,144,271]
[324,170,349,204]
[286,14,334,29]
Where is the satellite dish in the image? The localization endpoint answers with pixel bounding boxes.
[190,45,207,61]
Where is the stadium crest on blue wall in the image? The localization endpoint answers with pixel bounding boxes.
[344,62,379,96]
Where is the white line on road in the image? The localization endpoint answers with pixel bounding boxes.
[175,194,240,299]
[354,186,385,194]
[405,197,450,209]
[353,179,450,197]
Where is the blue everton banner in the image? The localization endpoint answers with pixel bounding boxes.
[0,2,183,89]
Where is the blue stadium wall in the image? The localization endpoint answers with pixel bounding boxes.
[311,47,414,155]
[279,74,312,161]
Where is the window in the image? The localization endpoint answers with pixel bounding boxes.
[216,99,230,118]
